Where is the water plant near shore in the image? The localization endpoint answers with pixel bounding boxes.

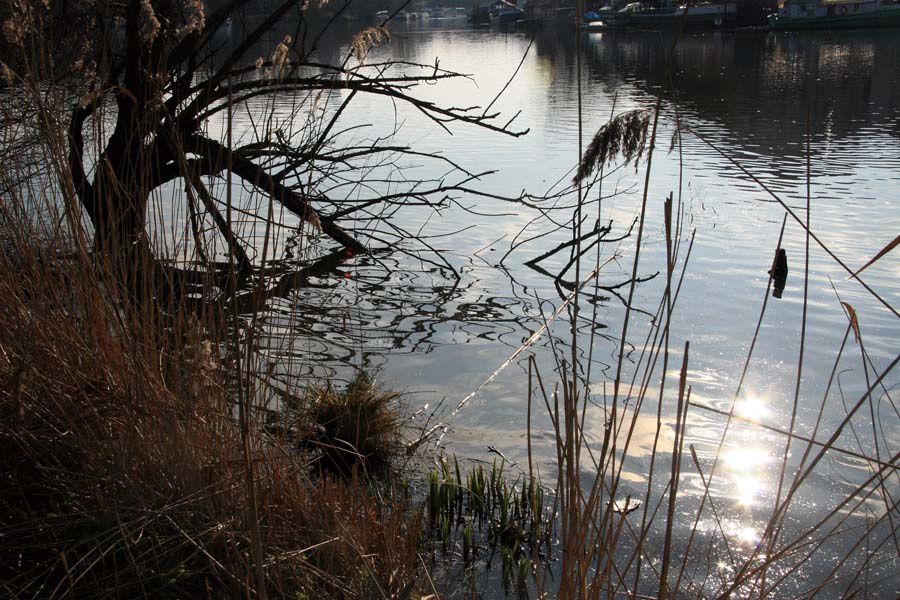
[424,457,553,596]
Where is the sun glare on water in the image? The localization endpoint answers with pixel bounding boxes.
[723,393,774,507]
[734,394,770,422]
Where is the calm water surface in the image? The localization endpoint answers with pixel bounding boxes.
[210,22,900,596]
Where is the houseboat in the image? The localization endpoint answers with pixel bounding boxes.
[469,1,526,24]
[768,0,900,28]
[491,1,526,23]
[618,1,740,28]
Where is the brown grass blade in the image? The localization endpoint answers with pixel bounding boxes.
[840,301,861,343]
[851,233,900,278]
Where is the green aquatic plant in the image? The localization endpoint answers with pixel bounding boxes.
[424,455,553,587]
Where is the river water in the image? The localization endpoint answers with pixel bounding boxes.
[194,20,900,597]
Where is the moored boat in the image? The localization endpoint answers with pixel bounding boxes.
[491,3,526,23]
[768,0,900,29]
[618,1,740,28]
[579,5,624,29]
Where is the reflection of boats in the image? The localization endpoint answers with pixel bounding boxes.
[619,1,739,28]
[768,0,900,29]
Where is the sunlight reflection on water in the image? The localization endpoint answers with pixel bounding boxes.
[734,394,771,423]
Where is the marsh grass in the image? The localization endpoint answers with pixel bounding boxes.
[424,457,549,598]
[0,177,423,599]
[0,4,454,594]
[466,103,900,599]
[0,63,430,595]
[296,374,405,476]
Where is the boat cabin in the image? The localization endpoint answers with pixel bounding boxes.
[780,0,887,18]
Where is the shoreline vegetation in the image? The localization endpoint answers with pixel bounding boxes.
[0,233,422,598]
[2,1,898,598]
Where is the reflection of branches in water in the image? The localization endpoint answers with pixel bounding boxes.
[187,104,661,398]
[488,263,629,385]
[240,249,537,385]
[188,239,633,408]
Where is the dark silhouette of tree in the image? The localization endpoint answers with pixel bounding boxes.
[3,0,527,297]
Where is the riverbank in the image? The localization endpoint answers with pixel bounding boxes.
[0,228,427,598]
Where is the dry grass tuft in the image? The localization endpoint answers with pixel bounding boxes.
[350,26,390,65]
[305,374,405,477]
[574,108,651,184]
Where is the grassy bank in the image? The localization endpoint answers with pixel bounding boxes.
[0,221,425,597]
